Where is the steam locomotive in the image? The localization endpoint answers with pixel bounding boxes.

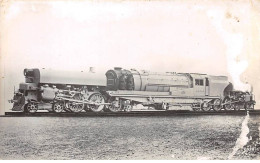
[9,67,255,113]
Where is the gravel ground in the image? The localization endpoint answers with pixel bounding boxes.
[0,114,259,160]
[233,115,260,159]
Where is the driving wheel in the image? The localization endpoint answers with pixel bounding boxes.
[213,99,222,111]
[88,93,105,112]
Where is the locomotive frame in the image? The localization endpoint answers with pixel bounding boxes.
[9,67,255,113]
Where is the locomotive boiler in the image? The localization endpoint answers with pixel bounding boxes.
[10,68,107,113]
[9,67,255,113]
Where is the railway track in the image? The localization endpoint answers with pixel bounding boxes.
[3,110,260,117]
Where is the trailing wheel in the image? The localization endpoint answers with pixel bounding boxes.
[223,97,235,111]
[26,102,38,113]
[108,100,121,112]
[213,99,222,111]
[123,100,133,112]
[53,101,64,113]
[88,93,105,112]
[201,101,211,112]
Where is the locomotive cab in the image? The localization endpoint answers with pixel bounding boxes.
[190,74,206,96]
[188,74,230,98]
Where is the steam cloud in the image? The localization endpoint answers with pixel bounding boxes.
[207,9,251,92]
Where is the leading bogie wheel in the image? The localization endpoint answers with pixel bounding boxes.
[26,102,38,113]
[53,101,64,113]
[213,99,222,112]
[88,93,105,112]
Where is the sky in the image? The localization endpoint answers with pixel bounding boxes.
[1,0,260,114]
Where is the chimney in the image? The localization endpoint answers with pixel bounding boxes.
[114,67,122,70]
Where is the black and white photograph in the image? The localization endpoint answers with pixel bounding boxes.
[0,0,260,160]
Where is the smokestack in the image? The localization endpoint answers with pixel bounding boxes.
[114,67,122,70]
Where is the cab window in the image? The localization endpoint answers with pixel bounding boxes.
[195,79,204,86]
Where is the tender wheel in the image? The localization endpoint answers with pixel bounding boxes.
[108,100,121,112]
[149,104,161,110]
[148,104,156,110]
[161,102,169,110]
[125,105,133,112]
[201,101,211,112]
[88,93,105,112]
[234,104,240,111]
[26,102,38,113]
[192,104,200,111]
[53,101,64,113]
[223,97,234,111]
[234,104,244,111]
[213,99,222,111]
